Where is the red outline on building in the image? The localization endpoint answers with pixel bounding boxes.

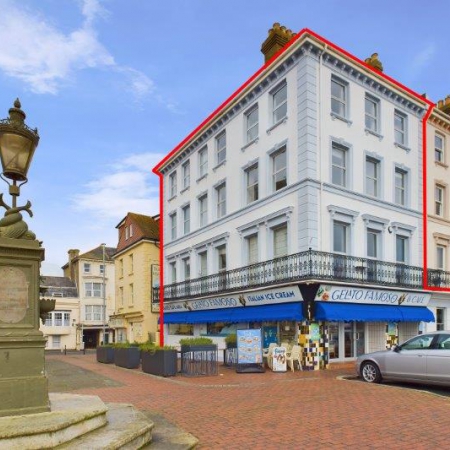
[152,28,447,344]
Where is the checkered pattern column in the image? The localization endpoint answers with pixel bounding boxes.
[298,322,329,370]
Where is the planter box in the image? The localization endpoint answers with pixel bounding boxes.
[96,346,115,364]
[114,347,140,369]
[180,344,218,377]
[141,350,177,377]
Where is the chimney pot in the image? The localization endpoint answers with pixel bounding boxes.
[261,22,295,63]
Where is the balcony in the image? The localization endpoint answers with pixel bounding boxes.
[153,249,450,303]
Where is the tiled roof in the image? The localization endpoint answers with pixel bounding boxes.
[129,213,160,240]
[79,245,117,261]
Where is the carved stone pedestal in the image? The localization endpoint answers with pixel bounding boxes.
[0,236,48,417]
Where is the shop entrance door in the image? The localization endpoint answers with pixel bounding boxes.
[329,322,366,361]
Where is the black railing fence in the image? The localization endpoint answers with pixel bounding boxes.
[154,249,450,302]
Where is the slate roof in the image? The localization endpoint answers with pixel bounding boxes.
[40,276,78,298]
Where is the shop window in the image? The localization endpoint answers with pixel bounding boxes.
[206,322,237,336]
[168,324,193,335]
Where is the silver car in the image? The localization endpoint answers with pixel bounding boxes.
[356,331,450,386]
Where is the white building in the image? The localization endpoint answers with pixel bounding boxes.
[62,245,116,348]
[40,276,79,351]
[154,25,446,368]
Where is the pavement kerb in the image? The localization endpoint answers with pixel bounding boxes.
[338,374,450,400]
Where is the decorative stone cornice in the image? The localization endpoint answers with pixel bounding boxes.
[323,53,426,118]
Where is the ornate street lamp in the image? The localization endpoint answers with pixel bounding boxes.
[0,98,39,239]
[0,99,49,417]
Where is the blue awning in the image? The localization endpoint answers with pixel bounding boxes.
[163,302,303,324]
[315,302,435,322]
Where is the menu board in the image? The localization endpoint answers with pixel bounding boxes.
[272,347,287,372]
[237,329,263,364]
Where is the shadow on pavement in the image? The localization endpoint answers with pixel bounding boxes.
[46,359,123,392]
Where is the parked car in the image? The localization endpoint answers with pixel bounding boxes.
[356,331,450,386]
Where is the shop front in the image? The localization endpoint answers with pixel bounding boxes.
[310,284,435,366]
[163,285,304,354]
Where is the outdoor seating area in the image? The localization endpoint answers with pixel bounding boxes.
[263,342,303,372]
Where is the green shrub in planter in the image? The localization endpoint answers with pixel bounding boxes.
[225,333,237,349]
[113,342,140,369]
[141,345,178,377]
[179,337,216,352]
[96,344,115,364]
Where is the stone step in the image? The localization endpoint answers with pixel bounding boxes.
[56,403,153,449]
[0,394,108,450]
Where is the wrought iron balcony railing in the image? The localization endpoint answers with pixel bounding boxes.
[153,249,450,303]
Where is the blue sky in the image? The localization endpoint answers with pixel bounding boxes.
[0,0,449,275]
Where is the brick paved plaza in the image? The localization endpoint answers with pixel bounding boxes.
[47,353,450,449]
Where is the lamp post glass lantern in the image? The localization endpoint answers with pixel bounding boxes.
[0,98,39,239]
[0,99,51,417]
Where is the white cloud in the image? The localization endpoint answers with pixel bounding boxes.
[0,0,153,100]
[410,43,436,75]
[72,152,165,220]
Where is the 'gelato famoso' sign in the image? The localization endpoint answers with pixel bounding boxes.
[165,285,302,312]
[315,285,431,307]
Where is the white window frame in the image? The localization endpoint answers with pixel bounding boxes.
[216,182,226,219]
[129,283,134,304]
[170,212,177,240]
[85,305,102,321]
[245,104,259,143]
[85,282,103,298]
[245,164,259,204]
[394,110,407,146]
[271,146,287,192]
[100,264,105,275]
[435,185,445,217]
[129,224,133,237]
[198,193,208,227]
[198,146,208,178]
[365,94,380,133]
[271,81,287,124]
[216,244,227,273]
[395,234,409,264]
[331,76,348,118]
[182,203,190,235]
[198,251,208,277]
[169,261,177,283]
[394,167,408,206]
[365,156,381,198]
[182,160,190,189]
[215,131,226,165]
[437,245,446,270]
[83,263,91,274]
[435,134,444,163]
[182,257,191,281]
[331,142,348,188]
[169,171,177,198]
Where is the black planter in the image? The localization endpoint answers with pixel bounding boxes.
[114,347,140,369]
[141,350,178,377]
[180,344,218,377]
[96,346,115,364]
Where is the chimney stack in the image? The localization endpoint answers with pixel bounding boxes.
[261,23,296,63]
[364,53,383,72]
[437,95,450,116]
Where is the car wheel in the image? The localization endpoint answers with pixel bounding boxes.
[361,361,382,383]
